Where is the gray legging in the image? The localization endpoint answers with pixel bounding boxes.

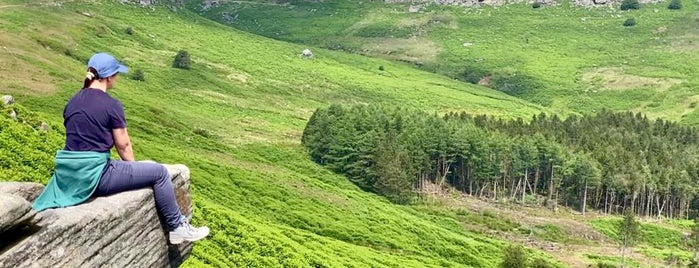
[93,160,182,230]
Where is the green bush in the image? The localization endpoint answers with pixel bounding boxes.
[125,26,134,35]
[532,2,542,8]
[131,69,145,81]
[664,253,681,266]
[623,18,636,27]
[459,67,490,84]
[193,127,215,138]
[0,104,63,183]
[531,258,554,268]
[596,262,617,268]
[172,50,191,69]
[668,0,682,10]
[620,0,640,10]
[499,244,527,268]
[490,72,540,96]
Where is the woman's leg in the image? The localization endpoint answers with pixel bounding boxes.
[94,160,182,230]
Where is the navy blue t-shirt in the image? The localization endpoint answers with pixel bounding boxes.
[63,88,127,152]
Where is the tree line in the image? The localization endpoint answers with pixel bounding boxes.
[301,104,699,219]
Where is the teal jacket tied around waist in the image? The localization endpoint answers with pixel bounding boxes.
[32,150,110,212]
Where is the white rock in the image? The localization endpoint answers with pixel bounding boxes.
[301,49,313,58]
[2,95,14,105]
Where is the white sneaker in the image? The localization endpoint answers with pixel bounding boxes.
[169,221,210,244]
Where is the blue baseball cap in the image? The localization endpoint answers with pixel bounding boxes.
[87,52,128,78]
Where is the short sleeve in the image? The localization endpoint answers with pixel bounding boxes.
[109,101,127,129]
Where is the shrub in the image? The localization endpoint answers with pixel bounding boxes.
[620,0,639,10]
[490,71,540,96]
[531,258,554,268]
[172,50,191,69]
[193,127,214,138]
[499,245,527,268]
[458,67,490,84]
[664,253,681,266]
[596,262,617,268]
[379,65,385,71]
[131,69,145,81]
[532,2,542,8]
[623,18,636,27]
[668,0,682,10]
[125,26,134,35]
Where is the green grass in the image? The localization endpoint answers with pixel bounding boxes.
[589,217,693,261]
[413,205,522,233]
[665,219,695,229]
[522,223,591,245]
[199,0,699,123]
[636,245,692,264]
[0,0,561,267]
[1,0,696,266]
[585,253,640,267]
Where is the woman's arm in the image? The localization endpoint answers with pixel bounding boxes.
[113,127,135,161]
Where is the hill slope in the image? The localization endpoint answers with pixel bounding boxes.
[190,0,699,124]
[0,0,560,267]
[2,0,696,267]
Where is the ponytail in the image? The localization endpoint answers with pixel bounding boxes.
[83,67,99,89]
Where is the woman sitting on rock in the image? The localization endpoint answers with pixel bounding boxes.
[32,52,209,244]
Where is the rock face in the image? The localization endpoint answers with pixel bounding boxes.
[0,194,35,233]
[0,182,44,202]
[202,0,221,10]
[385,0,521,7]
[0,164,194,268]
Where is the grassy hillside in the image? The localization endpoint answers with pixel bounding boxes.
[192,0,699,124]
[1,0,696,267]
[0,0,564,267]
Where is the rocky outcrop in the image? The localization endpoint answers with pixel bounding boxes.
[202,0,221,11]
[118,0,185,10]
[0,164,194,268]
[119,0,156,6]
[0,194,35,234]
[385,0,662,7]
[385,0,533,7]
[2,95,17,120]
[0,182,43,201]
